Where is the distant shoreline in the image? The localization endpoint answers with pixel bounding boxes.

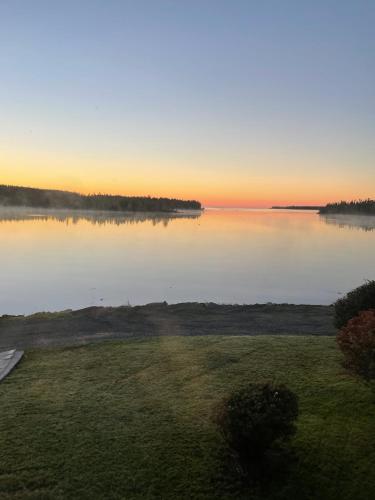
[271,206,323,210]
[319,200,375,216]
[0,184,202,213]
[272,201,375,216]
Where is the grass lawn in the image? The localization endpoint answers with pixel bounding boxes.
[0,335,374,499]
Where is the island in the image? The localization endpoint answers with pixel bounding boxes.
[0,184,202,212]
[271,205,324,210]
[319,199,375,215]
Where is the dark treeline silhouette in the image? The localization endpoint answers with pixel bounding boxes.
[0,185,202,212]
[319,199,375,215]
[271,205,323,210]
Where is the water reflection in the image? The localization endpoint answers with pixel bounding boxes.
[0,208,374,315]
[0,206,202,227]
[320,214,375,232]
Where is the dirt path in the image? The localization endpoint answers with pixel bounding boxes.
[0,302,335,350]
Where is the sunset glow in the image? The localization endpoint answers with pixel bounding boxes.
[1,1,374,207]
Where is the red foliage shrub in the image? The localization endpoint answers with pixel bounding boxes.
[337,309,375,380]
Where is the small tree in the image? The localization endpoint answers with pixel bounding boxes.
[213,383,298,475]
[337,309,375,381]
[334,280,375,328]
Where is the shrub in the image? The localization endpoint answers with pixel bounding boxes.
[213,383,298,474]
[334,280,375,328]
[337,309,375,381]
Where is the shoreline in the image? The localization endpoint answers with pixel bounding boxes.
[0,302,335,350]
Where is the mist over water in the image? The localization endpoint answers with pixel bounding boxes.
[0,206,201,226]
[1,207,374,315]
[319,213,375,232]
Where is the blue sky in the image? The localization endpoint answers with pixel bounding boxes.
[1,1,374,205]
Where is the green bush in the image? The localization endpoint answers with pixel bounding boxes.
[337,309,375,381]
[213,383,298,475]
[334,281,375,328]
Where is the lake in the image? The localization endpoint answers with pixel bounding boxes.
[0,207,374,315]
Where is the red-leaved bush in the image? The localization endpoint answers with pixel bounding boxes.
[337,309,375,380]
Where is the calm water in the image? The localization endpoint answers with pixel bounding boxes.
[1,207,374,315]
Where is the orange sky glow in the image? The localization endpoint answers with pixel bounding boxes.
[1,2,374,209]
[2,147,372,208]
[1,170,371,209]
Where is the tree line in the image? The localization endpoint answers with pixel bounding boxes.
[319,199,375,215]
[272,205,323,210]
[0,185,202,212]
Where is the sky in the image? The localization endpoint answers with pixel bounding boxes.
[0,0,374,207]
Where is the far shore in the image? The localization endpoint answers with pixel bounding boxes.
[0,302,335,350]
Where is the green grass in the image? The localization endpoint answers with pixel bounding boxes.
[0,336,374,499]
